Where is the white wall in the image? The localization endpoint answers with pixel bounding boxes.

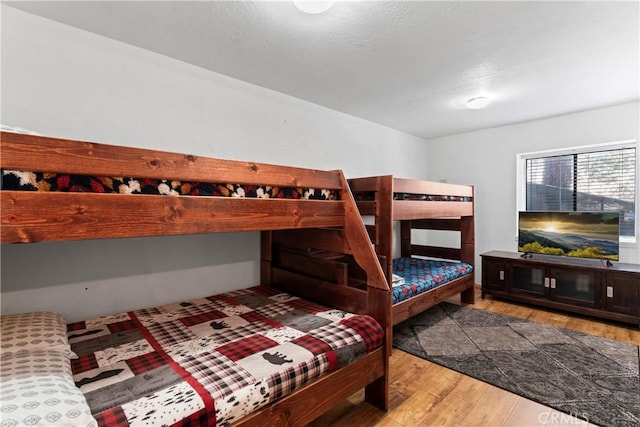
[424,102,640,283]
[0,6,430,321]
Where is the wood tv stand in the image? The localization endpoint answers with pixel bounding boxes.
[481,251,640,327]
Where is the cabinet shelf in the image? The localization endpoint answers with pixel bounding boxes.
[481,251,640,327]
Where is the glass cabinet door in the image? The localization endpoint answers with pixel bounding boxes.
[605,271,640,315]
[511,264,547,296]
[482,258,506,292]
[551,268,601,308]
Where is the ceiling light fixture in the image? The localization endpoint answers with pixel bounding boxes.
[466,96,491,109]
[293,0,335,14]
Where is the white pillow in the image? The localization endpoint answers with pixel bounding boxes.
[0,350,97,427]
[1,312,76,358]
[392,273,406,287]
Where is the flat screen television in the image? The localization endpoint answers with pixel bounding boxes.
[518,211,620,261]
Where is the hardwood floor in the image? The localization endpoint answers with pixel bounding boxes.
[310,286,640,427]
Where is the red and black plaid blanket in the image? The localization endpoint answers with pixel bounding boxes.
[67,286,383,426]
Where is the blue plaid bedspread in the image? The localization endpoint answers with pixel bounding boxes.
[392,257,473,304]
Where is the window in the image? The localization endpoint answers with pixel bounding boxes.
[519,142,637,241]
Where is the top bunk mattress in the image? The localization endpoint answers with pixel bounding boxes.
[66,285,384,426]
[392,257,473,304]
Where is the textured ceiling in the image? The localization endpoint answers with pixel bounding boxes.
[5,1,639,140]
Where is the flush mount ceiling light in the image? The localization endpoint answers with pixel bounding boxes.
[466,96,491,109]
[293,0,335,14]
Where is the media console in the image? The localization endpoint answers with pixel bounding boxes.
[481,250,640,327]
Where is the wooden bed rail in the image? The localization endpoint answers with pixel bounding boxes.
[348,175,473,198]
[1,192,345,243]
[393,177,473,198]
[353,200,472,219]
[0,132,347,243]
[411,218,463,231]
[400,215,475,265]
[0,131,341,188]
[393,200,472,219]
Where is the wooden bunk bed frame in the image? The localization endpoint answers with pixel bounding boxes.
[348,175,475,325]
[0,131,391,426]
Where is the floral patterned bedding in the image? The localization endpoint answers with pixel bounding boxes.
[0,170,339,200]
[353,191,471,202]
[66,286,383,426]
[392,257,473,304]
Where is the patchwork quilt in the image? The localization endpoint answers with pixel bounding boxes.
[66,286,383,426]
[392,257,473,304]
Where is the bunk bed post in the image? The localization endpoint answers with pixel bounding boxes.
[260,230,273,285]
[377,175,394,284]
[364,286,390,411]
[400,220,412,258]
[460,187,476,304]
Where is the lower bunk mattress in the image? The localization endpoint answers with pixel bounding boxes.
[392,257,473,304]
[67,285,384,426]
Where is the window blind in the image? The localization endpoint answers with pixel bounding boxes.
[526,147,636,238]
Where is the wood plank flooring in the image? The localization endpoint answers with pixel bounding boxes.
[310,287,640,427]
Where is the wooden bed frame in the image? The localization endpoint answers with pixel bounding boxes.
[0,131,391,426]
[348,175,475,325]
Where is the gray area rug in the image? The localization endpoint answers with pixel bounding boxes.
[393,302,640,427]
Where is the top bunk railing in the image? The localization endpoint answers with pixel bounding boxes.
[1,132,342,188]
[0,132,348,243]
[348,175,474,220]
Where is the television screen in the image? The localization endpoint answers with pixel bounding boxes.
[518,211,620,261]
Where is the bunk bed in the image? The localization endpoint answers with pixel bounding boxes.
[0,131,390,426]
[348,175,475,325]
